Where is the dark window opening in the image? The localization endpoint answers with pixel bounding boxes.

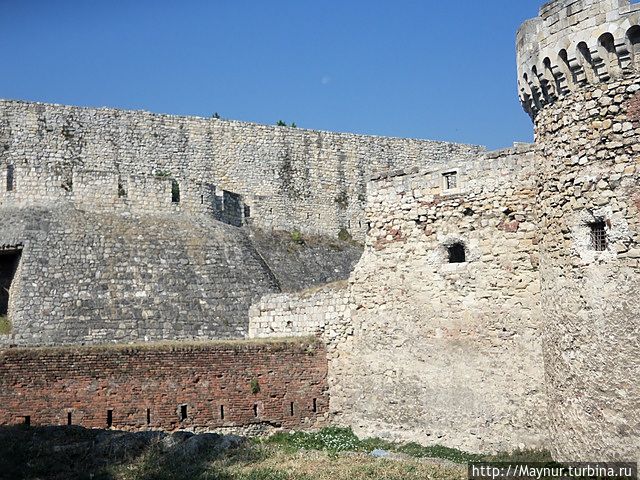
[6,164,14,192]
[244,205,251,218]
[312,399,317,413]
[290,402,294,416]
[0,249,22,317]
[146,408,151,425]
[443,172,457,190]
[118,181,127,198]
[448,243,466,264]
[67,412,72,426]
[24,415,30,427]
[200,194,204,205]
[107,409,113,427]
[172,180,180,203]
[590,221,607,251]
[253,403,258,417]
[220,405,225,420]
[180,404,187,421]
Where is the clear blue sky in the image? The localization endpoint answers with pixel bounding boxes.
[0,0,543,150]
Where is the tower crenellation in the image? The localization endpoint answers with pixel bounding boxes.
[517,0,640,117]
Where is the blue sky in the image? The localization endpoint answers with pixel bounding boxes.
[0,0,543,149]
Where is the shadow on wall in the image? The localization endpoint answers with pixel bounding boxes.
[0,425,249,480]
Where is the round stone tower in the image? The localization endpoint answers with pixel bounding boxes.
[517,0,640,461]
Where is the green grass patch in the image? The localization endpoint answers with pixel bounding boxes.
[264,427,485,463]
[263,427,551,465]
[0,315,11,335]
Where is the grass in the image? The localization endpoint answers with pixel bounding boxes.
[0,425,552,480]
[263,427,484,463]
[2,336,320,355]
[0,315,11,334]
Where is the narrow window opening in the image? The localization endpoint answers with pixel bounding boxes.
[312,399,317,413]
[290,402,294,416]
[146,408,151,425]
[0,248,22,317]
[171,180,180,203]
[180,404,188,421]
[220,405,225,420]
[107,409,113,427]
[200,194,204,205]
[590,221,607,251]
[67,412,72,426]
[117,181,127,198]
[253,403,258,417]
[244,205,251,218]
[448,243,466,264]
[24,415,30,427]
[443,172,457,190]
[6,164,14,192]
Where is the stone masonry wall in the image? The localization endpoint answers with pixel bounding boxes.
[249,145,547,454]
[0,99,484,241]
[249,282,352,339]
[534,75,640,462]
[0,338,328,432]
[0,206,280,346]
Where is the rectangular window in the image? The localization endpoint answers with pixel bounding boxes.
[6,164,14,192]
[0,248,22,317]
[180,404,187,421]
[443,172,457,190]
[590,221,607,251]
[107,409,113,427]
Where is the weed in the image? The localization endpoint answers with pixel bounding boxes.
[154,170,172,178]
[250,378,261,395]
[0,315,11,334]
[337,228,352,242]
[290,230,304,244]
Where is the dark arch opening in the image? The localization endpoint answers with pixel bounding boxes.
[448,243,466,264]
[598,32,620,74]
[577,42,596,83]
[627,26,640,67]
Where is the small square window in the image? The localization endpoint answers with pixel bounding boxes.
[443,172,457,190]
[590,221,607,252]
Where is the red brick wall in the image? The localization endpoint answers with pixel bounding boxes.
[0,339,328,431]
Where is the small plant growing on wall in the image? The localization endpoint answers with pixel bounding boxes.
[338,228,352,242]
[154,170,172,178]
[290,230,304,244]
[250,378,261,395]
[0,315,11,335]
[276,120,287,127]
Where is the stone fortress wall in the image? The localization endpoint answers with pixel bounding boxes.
[250,144,547,453]
[0,0,638,462]
[0,100,483,241]
[517,0,640,462]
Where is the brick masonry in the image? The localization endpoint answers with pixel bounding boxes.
[0,338,329,432]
